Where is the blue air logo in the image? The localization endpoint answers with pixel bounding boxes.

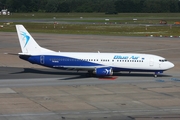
[129,56,139,59]
[104,69,110,75]
[21,31,30,47]
[114,55,139,60]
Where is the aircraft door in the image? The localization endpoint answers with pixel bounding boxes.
[158,60,162,68]
[149,58,154,66]
[159,62,161,68]
[40,55,45,64]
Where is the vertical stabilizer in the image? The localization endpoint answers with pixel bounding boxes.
[16,25,54,54]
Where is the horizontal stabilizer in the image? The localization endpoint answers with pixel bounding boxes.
[4,53,19,55]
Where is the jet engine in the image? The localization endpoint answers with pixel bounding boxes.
[94,67,113,76]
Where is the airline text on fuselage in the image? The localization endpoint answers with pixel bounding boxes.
[113,55,139,60]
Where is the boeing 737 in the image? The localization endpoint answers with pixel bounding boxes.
[15,25,174,77]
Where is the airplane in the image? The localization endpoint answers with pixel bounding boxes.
[15,25,174,77]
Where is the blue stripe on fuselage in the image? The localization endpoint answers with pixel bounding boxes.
[20,55,102,68]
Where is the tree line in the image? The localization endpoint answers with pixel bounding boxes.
[0,0,180,13]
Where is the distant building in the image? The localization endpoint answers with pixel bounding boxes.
[0,9,10,15]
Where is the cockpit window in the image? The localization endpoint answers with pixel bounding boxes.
[159,59,168,62]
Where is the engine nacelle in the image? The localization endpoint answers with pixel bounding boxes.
[95,67,113,76]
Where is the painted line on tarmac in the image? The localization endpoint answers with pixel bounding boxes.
[155,79,165,82]
[171,78,180,82]
[1,108,180,117]
[0,112,57,117]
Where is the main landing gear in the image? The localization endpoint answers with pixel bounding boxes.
[87,70,94,77]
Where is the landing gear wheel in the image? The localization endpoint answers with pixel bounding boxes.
[154,71,159,78]
[154,74,157,78]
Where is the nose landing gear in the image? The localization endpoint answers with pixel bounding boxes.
[154,74,158,78]
[154,71,163,78]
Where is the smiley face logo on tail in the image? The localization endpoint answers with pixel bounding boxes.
[20,31,30,48]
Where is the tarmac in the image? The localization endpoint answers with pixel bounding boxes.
[0,32,180,120]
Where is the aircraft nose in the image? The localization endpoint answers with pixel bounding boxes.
[168,62,174,69]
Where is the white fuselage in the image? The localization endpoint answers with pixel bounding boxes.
[24,52,174,72]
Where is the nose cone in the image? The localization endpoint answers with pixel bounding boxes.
[168,62,174,69]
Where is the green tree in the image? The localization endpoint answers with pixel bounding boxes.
[45,0,59,12]
[143,0,162,13]
[1,0,180,13]
[169,0,179,12]
[57,2,70,12]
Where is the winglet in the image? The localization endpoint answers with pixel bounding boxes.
[16,25,54,54]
